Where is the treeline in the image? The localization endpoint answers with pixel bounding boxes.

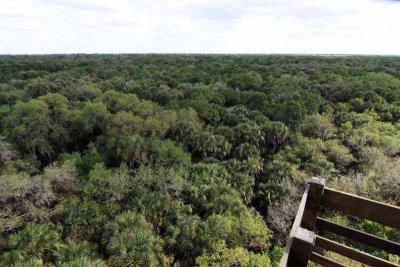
[0,55,399,266]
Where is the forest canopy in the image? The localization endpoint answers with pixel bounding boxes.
[0,54,399,266]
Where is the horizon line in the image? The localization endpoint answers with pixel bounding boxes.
[1,53,400,57]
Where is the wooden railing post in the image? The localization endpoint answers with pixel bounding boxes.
[279,184,310,267]
[279,178,325,267]
[288,227,316,267]
[301,177,325,231]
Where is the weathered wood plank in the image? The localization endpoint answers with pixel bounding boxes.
[287,227,315,267]
[301,177,325,231]
[321,188,400,229]
[309,252,347,267]
[316,217,400,256]
[279,184,310,267]
[315,235,400,267]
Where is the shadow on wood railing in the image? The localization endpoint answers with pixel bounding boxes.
[279,177,400,267]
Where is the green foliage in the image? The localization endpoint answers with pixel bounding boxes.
[196,241,271,267]
[301,113,336,140]
[147,138,191,166]
[1,55,400,266]
[7,258,48,267]
[59,198,104,240]
[61,257,107,267]
[323,139,354,171]
[55,239,104,267]
[129,166,190,230]
[262,121,289,153]
[229,71,263,91]
[116,134,146,168]
[193,131,232,159]
[269,244,285,267]
[63,83,102,102]
[1,223,64,265]
[6,99,68,160]
[59,143,105,175]
[166,214,205,264]
[96,90,141,114]
[185,163,247,216]
[79,102,111,135]
[24,78,58,98]
[0,161,78,232]
[104,211,165,267]
[203,210,272,252]
[82,164,132,214]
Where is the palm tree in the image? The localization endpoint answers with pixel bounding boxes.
[1,223,64,265]
[107,229,163,267]
[59,238,97,263]
[234,122,264,148]
[7,258,44,267]
[169,122,197,149]
[116,134,146,168]
[213,135,232,159]
[234,143,260,160]
[61,257,107,267]
[103,211,164,267]
[193,131,216,158]
[263,122,288,153]
[167,214,205,266]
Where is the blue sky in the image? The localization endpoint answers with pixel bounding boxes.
[1,0,399,54]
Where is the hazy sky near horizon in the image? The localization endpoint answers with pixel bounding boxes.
[1,0,400,54]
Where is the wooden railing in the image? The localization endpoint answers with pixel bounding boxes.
[279,177,400,267]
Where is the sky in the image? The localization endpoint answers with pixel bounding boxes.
[0,0,400,55]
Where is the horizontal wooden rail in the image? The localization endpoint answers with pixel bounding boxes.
[309,252,346,267]
[315,235,400,267]
[279,184,310,267]
[316,217,400,256]
[321,188,400,229]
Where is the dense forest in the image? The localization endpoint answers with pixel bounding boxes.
[0,54,399,266]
